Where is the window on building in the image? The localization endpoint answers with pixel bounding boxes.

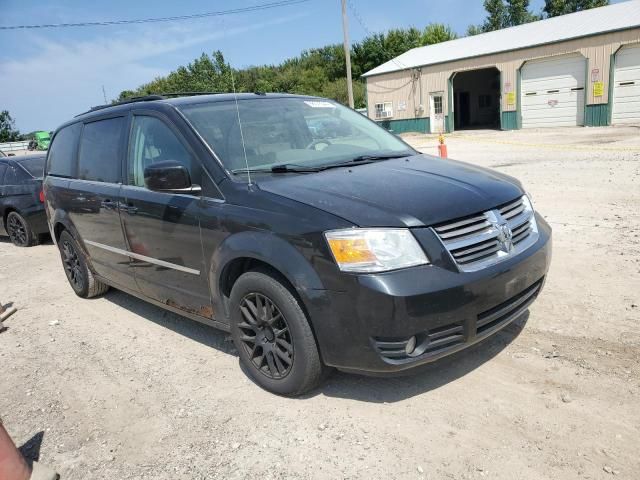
[374,102,393,119]
[433,96,443,115]
[78,117,125,183]
[47,123,82,178]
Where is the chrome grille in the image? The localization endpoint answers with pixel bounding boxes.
[433,195,539,272]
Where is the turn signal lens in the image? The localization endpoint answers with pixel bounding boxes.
[327,238,376,264]
[325,228,430,273]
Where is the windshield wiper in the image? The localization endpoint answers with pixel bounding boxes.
[230,153,414,175]
[348,152,413,162]
[313,152,413,171]
[231,164,322,175]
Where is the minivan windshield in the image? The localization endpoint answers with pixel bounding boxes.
[179,97,414,175]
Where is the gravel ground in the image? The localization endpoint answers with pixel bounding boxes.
[1,126,639,479]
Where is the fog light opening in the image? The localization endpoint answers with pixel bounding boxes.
[405,336,417,355]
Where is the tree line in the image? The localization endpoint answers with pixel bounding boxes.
[117,23,459,108]
[118,0,609,107]
[1,0,609,139]
[467,0,608,34]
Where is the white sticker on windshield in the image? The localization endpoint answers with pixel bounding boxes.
[304,101,336,108]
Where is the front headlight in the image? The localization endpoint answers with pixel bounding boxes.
[324,228,430,273]
[523,193,535,212]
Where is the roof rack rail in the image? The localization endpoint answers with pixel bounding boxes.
[74,91,268,118]
[159,91,227,97]
[159,91,268,98]
[75,95,165,117]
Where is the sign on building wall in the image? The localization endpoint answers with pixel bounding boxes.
[593,81,604,97]
[397,100,407,111]
[506,92,516,106]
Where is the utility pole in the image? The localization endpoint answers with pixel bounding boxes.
[102,85,108,104]
[341,0,354,109]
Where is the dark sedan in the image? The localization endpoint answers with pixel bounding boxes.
[0,154,49,246]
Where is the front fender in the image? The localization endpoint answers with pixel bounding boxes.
[210,230,345,365]
[211,230,326,303]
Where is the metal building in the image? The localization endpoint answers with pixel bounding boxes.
[363,1,640,133]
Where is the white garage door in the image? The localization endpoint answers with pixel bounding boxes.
[612,44,640,125]
[521,54,586,128]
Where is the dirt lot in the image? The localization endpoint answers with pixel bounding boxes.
[1,126,639,479]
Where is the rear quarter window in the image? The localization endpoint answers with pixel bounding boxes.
[78,117,124,183]
[48,123,82,177]
[3,165,30,186]
[18,156,46,178]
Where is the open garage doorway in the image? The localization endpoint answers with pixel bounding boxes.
[453,68,501,130]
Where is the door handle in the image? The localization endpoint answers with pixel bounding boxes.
[100,199,116,210]
[119,202,138,215]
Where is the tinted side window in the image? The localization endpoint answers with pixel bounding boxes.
[3,166,28,186]
[128,116,200,188]
[0,163,7,184]
[18,157,46,178]
[78,117,124,183]
[48,123,82,177]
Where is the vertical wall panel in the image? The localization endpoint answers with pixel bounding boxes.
[366,28,640,125]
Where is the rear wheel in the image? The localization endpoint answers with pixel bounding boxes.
[6,211,39,247]
[58,230,109,298]
[230,270,326,396]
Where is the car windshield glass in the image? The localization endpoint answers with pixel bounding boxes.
[18,156,46,178]
[178,97,414,176]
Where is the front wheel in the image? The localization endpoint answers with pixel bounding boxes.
[230,270,327,396]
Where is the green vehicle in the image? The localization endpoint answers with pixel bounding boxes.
[28,131,51,151]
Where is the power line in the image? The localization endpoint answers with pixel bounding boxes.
[346,0,408,71]
[0,0,310,30]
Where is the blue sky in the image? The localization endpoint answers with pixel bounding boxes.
[0,0,580,131]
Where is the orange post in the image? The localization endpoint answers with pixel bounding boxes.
[437,133,448,158]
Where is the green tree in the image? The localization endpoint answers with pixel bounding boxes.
[0,110,21,142]
[466,24,484,36]
[119,25,456,107]
[421,23,457,45]
[506,0,540,26]
[483,0,508,31]
[544,0,608,17]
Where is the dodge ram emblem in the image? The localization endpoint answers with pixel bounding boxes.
[497,223,514,252]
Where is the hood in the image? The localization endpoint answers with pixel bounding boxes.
[257,154,524,227]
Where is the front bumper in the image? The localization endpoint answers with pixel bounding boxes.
[310,215,552,373]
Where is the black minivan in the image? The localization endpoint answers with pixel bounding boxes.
[44,94,551,395]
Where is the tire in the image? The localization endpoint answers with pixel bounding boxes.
[57,230,109,298]
[229,270,326,396]
[6,211,39,247]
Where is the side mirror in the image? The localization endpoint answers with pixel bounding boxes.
[144,160,200,194]
[8,153,15,157]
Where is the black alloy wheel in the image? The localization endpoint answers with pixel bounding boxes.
[61,238,85,292]
[238,292,294,379]
[7,213,28,246]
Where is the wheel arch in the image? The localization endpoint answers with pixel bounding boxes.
[2,206,18,229]
[212,231,327,321]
